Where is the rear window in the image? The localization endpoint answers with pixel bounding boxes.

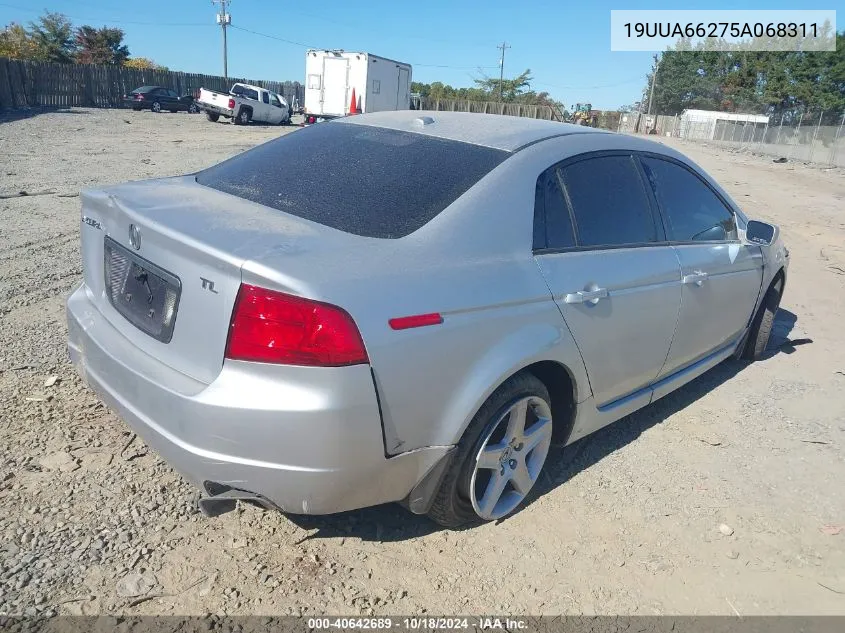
[195,122,509,238]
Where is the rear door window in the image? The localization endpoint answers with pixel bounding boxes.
[560,155,659,247]
[262,91,270,104]
[534,168,575,250]
[640,156,737,242]
[196,122,508,239]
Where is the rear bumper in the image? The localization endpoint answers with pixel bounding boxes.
[66,282,448,514]
[199,102,234,117]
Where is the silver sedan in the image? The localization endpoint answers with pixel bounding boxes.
[67,112,789,526]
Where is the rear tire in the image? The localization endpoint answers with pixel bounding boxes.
[206,112,219,122]
[742,277,783,360]
[427,373,553,528]
[151,101,162,113]
[234,108,251,125]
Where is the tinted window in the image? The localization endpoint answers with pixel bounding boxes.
[534,169,575,250]
[262,91,269,104]
[270,94,282,108]
[243,87,259,100]
[167,89,178,98]
[561,155,657,247]
[196,122,508,239]
[641,157,737,242]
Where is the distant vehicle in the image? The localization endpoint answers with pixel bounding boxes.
[570,103,598,127]
[124,86,199,113]
[196,83,291,125]
[67,112,788,527]
[304,50,412,123]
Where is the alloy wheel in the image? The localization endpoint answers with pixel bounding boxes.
[469,396,552,520]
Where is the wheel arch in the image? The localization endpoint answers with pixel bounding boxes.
[521,360,578,445]
[438,322,588,450]
[771,266,786,295]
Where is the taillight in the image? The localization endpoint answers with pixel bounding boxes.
[135,93,144,100]
[228,98,235,109]
[225,284,368,367]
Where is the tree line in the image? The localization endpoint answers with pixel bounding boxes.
[0,10,165,70]
[640,33,845,119]
[412,69,566,112]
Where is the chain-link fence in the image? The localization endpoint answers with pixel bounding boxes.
[617,110,845,168]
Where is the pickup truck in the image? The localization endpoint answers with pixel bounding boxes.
[197,83,291,125]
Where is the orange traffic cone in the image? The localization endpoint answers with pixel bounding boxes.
[348,87,358,115]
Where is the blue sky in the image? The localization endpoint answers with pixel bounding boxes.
[0,1,840,109]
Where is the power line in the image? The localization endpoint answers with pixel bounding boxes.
[533,77,644,91]
[230,25,498,70]
[228,24,317,49]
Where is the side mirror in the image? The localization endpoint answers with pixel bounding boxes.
[745,220,778,246]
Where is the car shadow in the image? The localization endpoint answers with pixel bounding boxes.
[761,308,811,358]
[283,308,803,540]
[0,106,90,124]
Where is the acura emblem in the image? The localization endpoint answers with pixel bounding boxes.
[128,224,141,250]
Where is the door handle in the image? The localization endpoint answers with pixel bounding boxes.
[564,288,608,305]
[682,271,709,286]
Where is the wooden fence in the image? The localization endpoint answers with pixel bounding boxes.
[419,97,561,121]
[417,97,622,130]
[0,58,303,110]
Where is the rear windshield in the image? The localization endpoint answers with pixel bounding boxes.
[195,122,509,239]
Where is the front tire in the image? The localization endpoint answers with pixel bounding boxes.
[188,103,199,114]
[427,373,553,528]
[742,277,783,360]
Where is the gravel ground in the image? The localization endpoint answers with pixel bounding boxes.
[0,107,843,617]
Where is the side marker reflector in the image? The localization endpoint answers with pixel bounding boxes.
[388,313,443,330]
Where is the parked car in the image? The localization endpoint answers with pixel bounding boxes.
[196,83,291,125]
[124,86,199,113]
[66,112,788,527]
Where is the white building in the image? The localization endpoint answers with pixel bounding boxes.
[679,109,769,141]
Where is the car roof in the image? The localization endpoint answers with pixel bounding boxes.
[339,110,607,152]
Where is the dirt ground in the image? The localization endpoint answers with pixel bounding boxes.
[0,108,843,618]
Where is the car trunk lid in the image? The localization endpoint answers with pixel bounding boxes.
[79,175,350,384]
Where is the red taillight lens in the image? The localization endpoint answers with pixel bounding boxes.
[225,284,368,367]
[135,93,144,100]
[228,98,235,109]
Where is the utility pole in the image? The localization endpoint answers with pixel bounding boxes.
[647,53,661,116]
[212,0,231,81]
[497,41,510,102]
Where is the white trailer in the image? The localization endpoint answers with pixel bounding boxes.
[304,50,412,121]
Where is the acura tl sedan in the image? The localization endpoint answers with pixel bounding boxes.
[67,112,789,527]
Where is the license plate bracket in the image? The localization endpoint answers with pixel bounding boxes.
[104,237,181,343]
